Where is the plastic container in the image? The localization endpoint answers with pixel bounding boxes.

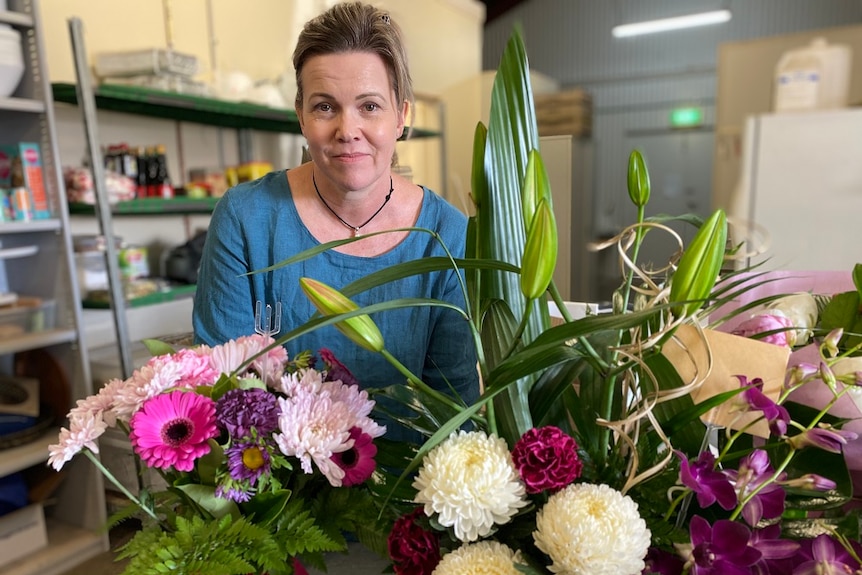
[0,26,24,98]
[0,297,56,339]
[773,37,852,112]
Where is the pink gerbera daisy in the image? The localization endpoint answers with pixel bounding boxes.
[129,391,218,472]
[331,427,377,486]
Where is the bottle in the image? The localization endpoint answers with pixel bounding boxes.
[773,37,852,112]
[153,144,174,199]
[144,146,160,197]
[135,146,148,198]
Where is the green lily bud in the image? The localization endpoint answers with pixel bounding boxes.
[521,149,552,231]
[299,277,384,352]
[627,149,650,208]
[520,198,558,300]
[669,209,727,317]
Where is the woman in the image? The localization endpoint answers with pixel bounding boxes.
[193,2,478,441]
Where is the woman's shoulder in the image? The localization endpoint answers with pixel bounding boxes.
[420,186,468,228]
[219,170,290,208]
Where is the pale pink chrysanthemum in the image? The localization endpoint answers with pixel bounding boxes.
[48,412,108,471]
[278,367,325,397]
[129,390,218,472]
[70,377,124,427]
[319,379,386,439]
[210,335,286,385]
[273,391,353,486]
[112,360,187,420]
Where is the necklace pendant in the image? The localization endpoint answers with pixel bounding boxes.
[353,228,361,238]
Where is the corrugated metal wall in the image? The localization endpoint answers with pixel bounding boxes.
[482,0,862,242]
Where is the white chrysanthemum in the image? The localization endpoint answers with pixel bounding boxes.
[433,541,525,575]
[534,483,651,575]
[413,430,527,542]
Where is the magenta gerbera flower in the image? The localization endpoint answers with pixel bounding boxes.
[129,391,218,472]
[331,427,377,486]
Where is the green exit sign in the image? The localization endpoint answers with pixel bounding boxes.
[669,107,703,128]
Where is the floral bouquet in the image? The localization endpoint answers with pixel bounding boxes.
[48,334,390,575]
[277,29,862,575]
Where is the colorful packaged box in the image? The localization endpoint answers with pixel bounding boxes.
[0,143,51,219]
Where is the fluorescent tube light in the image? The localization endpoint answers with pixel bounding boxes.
[612,9,731,38]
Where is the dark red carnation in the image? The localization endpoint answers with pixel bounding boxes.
[318,348,359,387]
[387,508,440,575]
[511,425,582,493]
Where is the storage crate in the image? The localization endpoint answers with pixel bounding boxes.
[535,88,593,137]
[94,49,199,78]
[0,503,47,569]
[0,297,56,340]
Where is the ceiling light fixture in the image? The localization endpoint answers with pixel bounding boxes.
[612,9,731,38]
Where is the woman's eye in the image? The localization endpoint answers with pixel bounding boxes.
[363,102,380,112]
[315,103,332,112]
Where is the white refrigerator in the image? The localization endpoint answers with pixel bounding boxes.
[732,108,862,271]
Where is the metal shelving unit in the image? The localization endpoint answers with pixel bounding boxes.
[0,2,108,574]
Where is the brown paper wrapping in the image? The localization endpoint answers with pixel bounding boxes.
[662,324,791,437]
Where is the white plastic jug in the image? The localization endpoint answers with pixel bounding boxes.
[773,37,852,112]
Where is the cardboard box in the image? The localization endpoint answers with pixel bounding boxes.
[0,504,48,569]
[0,143,51,219]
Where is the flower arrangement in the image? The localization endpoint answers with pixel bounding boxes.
[48,334,390,575]
[278,29,862,575]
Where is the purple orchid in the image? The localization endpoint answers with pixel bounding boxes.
[750,524,800,575]
[788,426,859,454]
[736,375,790,437]
[689,516,762,575]
[725,450,786,526]
[642,547,684,575]
[676,450,737,511]
[792,533,862,575]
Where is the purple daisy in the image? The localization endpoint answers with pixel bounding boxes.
[330,427,377,486]
[129,391,218,472]
[225,439,272,484]
[215,481,253,503]
[216,387,280,438]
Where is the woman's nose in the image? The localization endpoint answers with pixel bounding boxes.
[335,111,359,141]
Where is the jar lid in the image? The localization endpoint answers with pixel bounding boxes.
[73,234,123,252]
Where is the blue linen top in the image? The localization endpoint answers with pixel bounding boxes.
[192,171,479,442]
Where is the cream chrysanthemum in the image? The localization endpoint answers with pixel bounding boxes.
[433,541,525,575]
[533,483,651,575]
[413,430,527,542]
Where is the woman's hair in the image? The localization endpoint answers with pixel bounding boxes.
[292,1,414,123]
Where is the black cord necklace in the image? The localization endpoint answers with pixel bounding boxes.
[313,171,394,237]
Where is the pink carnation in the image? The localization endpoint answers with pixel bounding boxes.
[512,426,582,493]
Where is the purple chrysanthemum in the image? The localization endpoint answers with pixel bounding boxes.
[215,482,253,503]
[331,427,377,486]
[216,387,280,438]
[319,348,359,387]
[225,439,272,484]
[129,391,218,472]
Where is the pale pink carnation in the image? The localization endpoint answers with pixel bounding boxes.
[163,348,219,388]
[273,391,353,486]
[111,360,186,420]
[732,313,795,347]
[48,412,108,471]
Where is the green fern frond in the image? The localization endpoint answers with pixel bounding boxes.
[117,514,284,575]
[276,498,343,557]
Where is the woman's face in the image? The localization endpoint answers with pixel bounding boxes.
[297,51,407,194]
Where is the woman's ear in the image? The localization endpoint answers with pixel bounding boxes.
[397,100,410,138]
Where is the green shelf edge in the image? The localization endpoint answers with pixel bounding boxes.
[69,197,220,216]
[51,82,440,139]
